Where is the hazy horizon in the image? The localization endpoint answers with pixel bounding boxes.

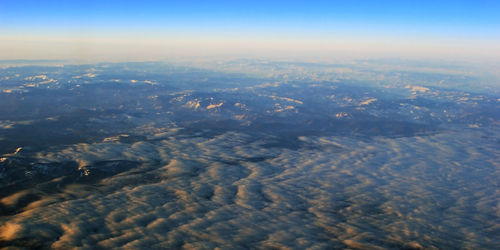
[2,1,500,62]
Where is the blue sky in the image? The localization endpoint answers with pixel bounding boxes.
[1,0,499,60]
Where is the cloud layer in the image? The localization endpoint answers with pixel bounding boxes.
[1,128,498,249]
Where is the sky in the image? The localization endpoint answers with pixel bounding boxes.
[1,0,500,61]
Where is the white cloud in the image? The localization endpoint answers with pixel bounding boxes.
[207,102,223,109]
[359,98,377,105]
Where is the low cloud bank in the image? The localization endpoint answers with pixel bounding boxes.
[1,129,498,249]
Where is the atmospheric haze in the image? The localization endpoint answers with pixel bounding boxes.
[1,1,500,62]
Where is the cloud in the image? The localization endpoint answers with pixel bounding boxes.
[0,120,34,129]
[24,75,48,81]
[206,102,223,110]
[359,98,377,105]
[268,95,303,105]
[0,129,498,249]
[405,85,430,93]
